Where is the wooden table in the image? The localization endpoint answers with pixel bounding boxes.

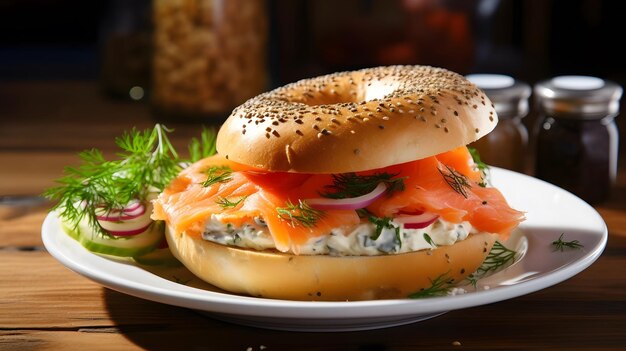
[1,81,625,350]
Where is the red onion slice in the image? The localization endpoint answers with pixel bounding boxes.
[395,213,439,229]
[305,183,387,210]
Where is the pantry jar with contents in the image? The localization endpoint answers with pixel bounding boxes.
[466,74,531,173]
[152,0,268,121]
[534,76,622,204]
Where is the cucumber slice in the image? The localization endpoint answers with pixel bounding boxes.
[133,248,181,267]
[61,219,164,257]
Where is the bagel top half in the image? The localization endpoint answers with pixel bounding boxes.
[216,65,498,173]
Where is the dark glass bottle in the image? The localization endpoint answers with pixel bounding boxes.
[534,76,622,204]
[466,74,531,173]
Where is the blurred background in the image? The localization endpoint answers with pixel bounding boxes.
[1,0,624,85]
[0,0,625,202]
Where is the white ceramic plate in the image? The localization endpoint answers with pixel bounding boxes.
[42,168,607,332]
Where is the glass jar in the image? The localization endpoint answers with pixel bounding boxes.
[534,76,622,204]
[152,0,268,121]
[466,74,531,173]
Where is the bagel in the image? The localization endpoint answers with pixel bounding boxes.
[217,65,497,173]
[153,65,524,301]
[166,224,497,301]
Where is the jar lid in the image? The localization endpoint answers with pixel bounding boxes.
[534,75,623,119]
[466,74,531,119]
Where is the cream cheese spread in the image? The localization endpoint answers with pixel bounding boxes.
[202,214,474,256]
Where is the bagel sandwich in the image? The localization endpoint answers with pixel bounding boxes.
[152,65,525,301]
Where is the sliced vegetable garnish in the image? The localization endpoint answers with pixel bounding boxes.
[61,221,164,257]
[45,125,218,258]
[395,213,439,229]
[321,172,405,199]
[306,183,386,210]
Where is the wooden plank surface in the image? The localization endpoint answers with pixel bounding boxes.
[1,81,626,350]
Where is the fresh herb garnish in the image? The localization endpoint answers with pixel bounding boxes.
[216,196,247,209]
[368,215,399,241]
[468,147,488,173]
[467,147,489,187]
[438,164,472,198]
[276,200,324,228]
[45,124,209,236]
[202,166,233,187]
[408,273,454,298]
[188,127,217,163]
[423,233,436,248]
[321,172,405,199]
[466,241,517,288]
[552,233,584,252]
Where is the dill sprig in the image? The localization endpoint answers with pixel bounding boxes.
[468,147,489,187]
[44,124,217,236]
[467,147,488,173]
[438,164,472,198]
[188,127,217,163]
[408,273,454,298]
[367,215,399,241]
[466,241,517,288]
[423,233,436,248]
[321,172,405,199]
[202,166,233,187]
[276,200,325,228]
[552,233,584,252]
[216,196,247,209]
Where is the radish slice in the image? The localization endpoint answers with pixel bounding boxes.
[97,202,153,234]
[122,200,142,213]
[95,200,146,221]
[105,223,152,237]
[120,204,146,218]
[306,183,387,210]
[395,213,439,229]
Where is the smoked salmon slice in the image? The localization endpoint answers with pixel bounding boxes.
[153,147,524,253]
[366,150,524,239]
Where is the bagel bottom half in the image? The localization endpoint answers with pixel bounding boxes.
[166,225,497,301]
